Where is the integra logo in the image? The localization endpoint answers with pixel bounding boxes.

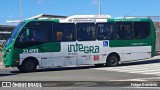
[68,43,99,53]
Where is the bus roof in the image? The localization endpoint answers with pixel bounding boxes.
[108,17,151,22]
[23,15,152,23]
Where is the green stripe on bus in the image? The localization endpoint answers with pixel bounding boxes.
[109,39,152,47]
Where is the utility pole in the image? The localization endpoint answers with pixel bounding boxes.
[98,0,101,15]
[20,0,23,21]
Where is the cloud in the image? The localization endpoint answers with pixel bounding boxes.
[91,0,99,5]
[37,0,54,5]
[38,0,45,5]
[9,15,13,18]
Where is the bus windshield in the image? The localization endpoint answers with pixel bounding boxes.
[5,22,25,46]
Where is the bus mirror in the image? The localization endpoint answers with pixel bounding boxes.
[26,29,30,36]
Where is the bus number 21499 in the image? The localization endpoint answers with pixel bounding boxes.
[23,49,39,53]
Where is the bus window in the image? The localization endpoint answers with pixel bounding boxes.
[77,23,96,41]
[134,22,150,39]
[53,23,76,42]
[15,21,52,48]
[28,28,48,43]
[17,28,47,44]
[96,23,115,40]
[25,21,53,41]
[115,22,134,40]
[56,32,63,41]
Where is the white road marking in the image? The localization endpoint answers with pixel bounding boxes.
[94,63,160,76]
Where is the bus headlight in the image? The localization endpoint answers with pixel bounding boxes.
[6,48,11,55]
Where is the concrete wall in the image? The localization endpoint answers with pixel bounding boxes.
[156,30,160,52]
[155,22,160,52]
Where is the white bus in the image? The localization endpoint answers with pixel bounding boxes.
[2,15,156,72]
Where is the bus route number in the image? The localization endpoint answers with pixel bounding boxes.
[23,49,39,53]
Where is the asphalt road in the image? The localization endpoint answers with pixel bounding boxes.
[0,58,160,90]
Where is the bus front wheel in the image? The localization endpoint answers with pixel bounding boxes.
[106,54,119,67]
[17,59,37,72]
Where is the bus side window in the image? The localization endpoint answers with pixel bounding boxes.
[134,22,150,39]
[116,22,134,40]
[53,23,76,42]
[31,28,48,42]
[57,32,63,41]
[97,23,106,40]
[15,21,53,48]
[77,23,96,41]
[97,23,115,40]
[17,28,29,43]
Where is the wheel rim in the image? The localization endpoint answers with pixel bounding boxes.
[109,56,118,66]
[25,61,35,71]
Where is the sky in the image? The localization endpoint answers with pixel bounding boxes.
[0,0,160,25]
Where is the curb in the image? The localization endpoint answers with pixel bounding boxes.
[151,56,160,60]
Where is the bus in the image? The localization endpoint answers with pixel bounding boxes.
[2,15,156,72]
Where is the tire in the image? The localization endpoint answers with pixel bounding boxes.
[17,59,37,72]
[106,54,119,67]
[17,65,22,70]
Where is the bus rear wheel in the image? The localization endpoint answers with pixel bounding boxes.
[106,54,119,67]
[17,59,37,72]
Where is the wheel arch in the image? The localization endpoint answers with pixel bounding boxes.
[21,56,39,66]
[107,52,121,62]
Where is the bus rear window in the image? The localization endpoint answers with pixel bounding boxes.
[134,22,150,39]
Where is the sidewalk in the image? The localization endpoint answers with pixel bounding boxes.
[149,55,160,60]
[0,61,3,69]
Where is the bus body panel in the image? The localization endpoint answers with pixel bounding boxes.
[122,46,151,61]
[19,40,151,68]
[18,41,114,68]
